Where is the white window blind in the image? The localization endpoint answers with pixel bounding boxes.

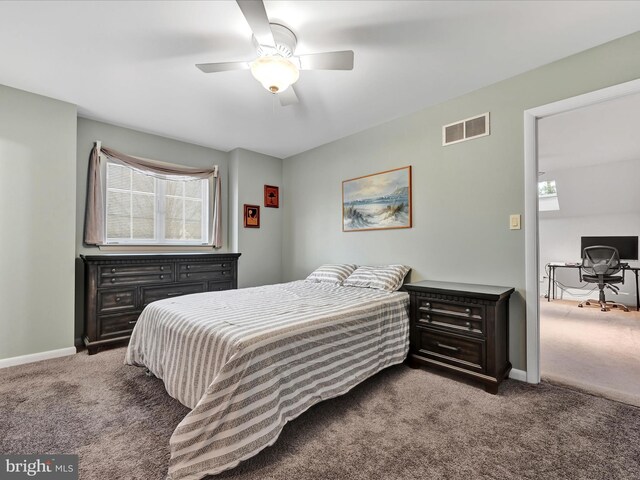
[105,161,209,245]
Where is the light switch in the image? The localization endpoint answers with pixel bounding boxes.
[510,214,521,230]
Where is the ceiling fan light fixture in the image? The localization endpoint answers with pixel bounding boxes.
[250,55,299,93]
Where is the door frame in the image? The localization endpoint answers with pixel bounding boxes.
[524,77,640,383]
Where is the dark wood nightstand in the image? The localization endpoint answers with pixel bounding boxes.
[404,280,514,394]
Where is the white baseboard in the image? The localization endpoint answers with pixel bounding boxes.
[509,368,527,382]
[0,347,77,369]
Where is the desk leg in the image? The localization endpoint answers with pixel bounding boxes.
[553,267,557,300]
[547,266,551,302]
[635,271,639,312]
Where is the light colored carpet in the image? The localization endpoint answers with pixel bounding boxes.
[541,299,640,407]
[1,348,640,480]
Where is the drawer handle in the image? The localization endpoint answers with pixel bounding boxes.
[221,271,226,275]
[160,266,164,271]
[128,320,137,325]
[186,265,191,270]
[116,297,121,303]
[160,274,164,280]
[436,342,460,352]
[111,268,116,273]
[111,278,116,283]
[222,264,226,268]
[424,303,431,309]
[465,308,471,316]
[465,321,472,329]
[166,291,183,297]
[425,315,431,322]
[186,273,191,278]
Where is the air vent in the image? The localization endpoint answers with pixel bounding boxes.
[442,112,490,146]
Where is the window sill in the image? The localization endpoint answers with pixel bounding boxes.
[98,244,218,253]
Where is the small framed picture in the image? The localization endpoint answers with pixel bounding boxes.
[244,204,260,228]
[264,185,279,208]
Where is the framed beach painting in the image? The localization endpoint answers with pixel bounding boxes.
[342,166,412,232]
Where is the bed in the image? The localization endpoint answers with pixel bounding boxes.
[125,279,410,480]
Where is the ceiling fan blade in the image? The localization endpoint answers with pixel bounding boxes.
[278,85,299,106]
[297,51,354,71]
[236,0,275,47]
[196,61,250,73]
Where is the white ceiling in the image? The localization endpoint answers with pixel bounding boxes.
[1,1,639,158]
[539,92,640,173]
[538,92,640,218]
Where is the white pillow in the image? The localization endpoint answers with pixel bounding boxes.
[306,264,358,285]
[343,265,410,292]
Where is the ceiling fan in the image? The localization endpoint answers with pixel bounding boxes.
[196,0,354,106]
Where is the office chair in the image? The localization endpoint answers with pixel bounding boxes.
[578,246,629,312]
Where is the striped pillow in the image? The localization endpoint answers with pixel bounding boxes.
[306,264,358,285]
[342,265,411,292]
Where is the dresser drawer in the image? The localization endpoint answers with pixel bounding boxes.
[415,327,485,373]
[97,288,136,313]
[99,312,140,339]
[416,298,484,335]
[141,283,205,307]
[178,261,232,273]
[209,281,233,291]
[99,263,173,287]
[178,269,232,282]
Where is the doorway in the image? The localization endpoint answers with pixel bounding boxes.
[524,78,640,400]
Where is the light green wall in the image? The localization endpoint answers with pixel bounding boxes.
[229,148,283,288]
[282,31,640,371]
[76,118,231,256]
[0,84,77,360]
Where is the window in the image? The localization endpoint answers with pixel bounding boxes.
[105,161,209,244]
[538,180,559,212]
[538,180,557,197]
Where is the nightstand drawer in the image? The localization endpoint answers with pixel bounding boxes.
[416,310,484,336]
[418,298,484,320]
[97,288,136,313]
[141,283,205,307]
[416,327,485,373]
[99,312,140,339]
[417,298,484,335]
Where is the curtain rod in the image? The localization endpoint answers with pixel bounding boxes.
[95,140,101,151]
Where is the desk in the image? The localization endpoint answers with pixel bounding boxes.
[547,263,640,311]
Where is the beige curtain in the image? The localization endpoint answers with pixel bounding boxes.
[84,146,104,245]
[83,144,222,247]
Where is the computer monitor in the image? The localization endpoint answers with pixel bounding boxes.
[580,236,639,260]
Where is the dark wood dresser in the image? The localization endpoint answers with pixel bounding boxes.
[81,253,240,354]
[404,280,514,394]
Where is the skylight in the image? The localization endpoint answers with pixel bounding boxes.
[538,180,560,211]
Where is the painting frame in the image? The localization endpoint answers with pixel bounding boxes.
[243,204,260,228]
[342,166,412,232]
[264,185,279,208]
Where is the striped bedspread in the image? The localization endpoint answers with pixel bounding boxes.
[125,280,409,480]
